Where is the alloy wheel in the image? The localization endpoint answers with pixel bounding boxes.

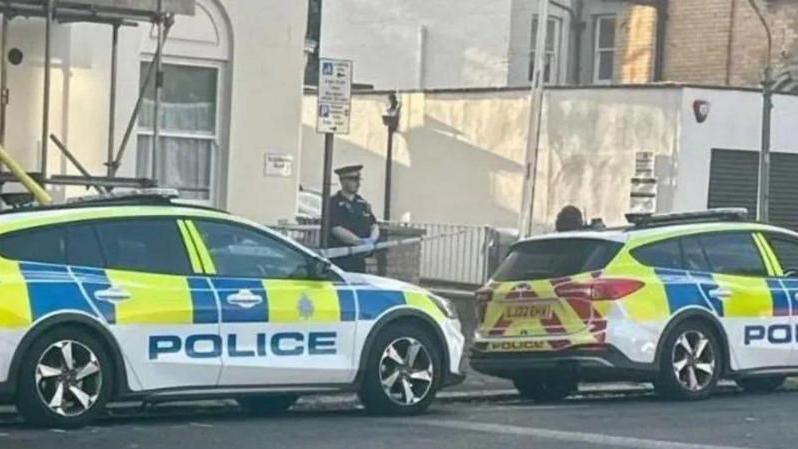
[35,340,102,417]
[378,337,434,406]
[671,330,715,392]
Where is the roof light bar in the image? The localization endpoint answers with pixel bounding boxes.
[626,208,749,227]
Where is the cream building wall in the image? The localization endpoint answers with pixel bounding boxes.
[300,86,681,229]
[1,0,308,224]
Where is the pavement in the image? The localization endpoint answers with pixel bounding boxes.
[1,384,796,449]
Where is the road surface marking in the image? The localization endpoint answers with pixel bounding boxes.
[404,418,754,449]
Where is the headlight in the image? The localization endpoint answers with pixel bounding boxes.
[428,294,458,319]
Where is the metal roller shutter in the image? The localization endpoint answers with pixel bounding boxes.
[708,148,798,231]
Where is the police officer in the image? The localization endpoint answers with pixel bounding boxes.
[555,205,584,232]
[328,165,379,273]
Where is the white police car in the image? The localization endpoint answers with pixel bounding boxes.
[0,193,464,427]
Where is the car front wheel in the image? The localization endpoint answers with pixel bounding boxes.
[359,324,441,416]
[16,327,113,428]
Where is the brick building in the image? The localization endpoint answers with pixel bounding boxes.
[617,0,798,90]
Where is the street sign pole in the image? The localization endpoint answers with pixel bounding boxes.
[316,58,353,249]
[320,133,334,249]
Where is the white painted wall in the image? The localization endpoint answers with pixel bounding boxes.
[675,87,798,212]
[1,0,308,224]
[321,0,515,90]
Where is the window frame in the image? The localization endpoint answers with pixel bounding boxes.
[529,15,563,85]
[136,58,224,203]
[189,217,342,282]
[593,15,617,84]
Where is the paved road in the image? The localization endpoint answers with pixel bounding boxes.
[1,387,795,449]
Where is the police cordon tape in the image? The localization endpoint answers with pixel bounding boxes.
[318,229,470,259]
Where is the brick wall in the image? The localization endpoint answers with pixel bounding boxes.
[615,4,658,83]
[366,224,425,284]
[615,0,798,88]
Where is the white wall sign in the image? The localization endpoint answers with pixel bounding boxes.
[264,153,294,177]
[316,58,353,134]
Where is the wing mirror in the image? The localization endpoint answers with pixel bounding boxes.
[310,257,336,280]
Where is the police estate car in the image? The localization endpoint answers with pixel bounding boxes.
[0,192,464,427]
[471,209,798,402]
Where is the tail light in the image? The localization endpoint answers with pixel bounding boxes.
[554,278,644,301]
[475,288,493,322]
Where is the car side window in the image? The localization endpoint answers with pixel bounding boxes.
[66,223,105,267]
[94,219,191,275]
[764,234,798,273]
[699,232,767,277]
[194,220,313,279]
[0,226,66,264]
[631,238,682,270]
[680,236,711,272]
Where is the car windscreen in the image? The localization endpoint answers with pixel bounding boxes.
[492,238,624,282]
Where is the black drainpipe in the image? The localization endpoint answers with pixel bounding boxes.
[653,0,668,81]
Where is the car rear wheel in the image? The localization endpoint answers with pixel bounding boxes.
[238,395,298,415]
[513,374,577,403]
[16,327,113,428]
[359,324,441,416]
[736,376,786,394]
[654,321,721,401]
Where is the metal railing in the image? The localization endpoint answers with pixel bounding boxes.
[268,221,517,287]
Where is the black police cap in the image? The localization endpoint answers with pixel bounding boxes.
[334,165,363,177]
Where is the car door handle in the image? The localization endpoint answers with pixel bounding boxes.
[708,288,732,301]
[94,287,132,304]
[226,289,263,309]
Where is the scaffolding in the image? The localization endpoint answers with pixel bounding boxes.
[0,0,195,196]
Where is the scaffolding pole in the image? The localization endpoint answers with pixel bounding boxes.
[151,0,163,182]
[107,22,119,176]
[41,0,53,178]
[0,14,8,149]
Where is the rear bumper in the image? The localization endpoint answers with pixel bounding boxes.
[469,344,656,381]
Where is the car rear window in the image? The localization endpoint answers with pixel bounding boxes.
[492,238,624,282]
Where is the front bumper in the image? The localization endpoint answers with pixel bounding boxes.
[470,344,656,381]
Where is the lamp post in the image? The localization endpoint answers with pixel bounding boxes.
[748,0,773,222]
[381,92,401,221]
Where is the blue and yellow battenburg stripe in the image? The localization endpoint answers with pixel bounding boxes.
[0,261,442,328]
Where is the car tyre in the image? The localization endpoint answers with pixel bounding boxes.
[16,326,113,428]
[736,376,786,394]
[654,320,721,401]
[238,395,298,415]
[513,374,577,403]
[359,324,441,416]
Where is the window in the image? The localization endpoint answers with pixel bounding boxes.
[137,62,219,200]
[493,239,623,282]
[95,219,191,275]
[632,239,682,270]
[593,15,616,84]
[699,233,767,277]
[765,234,798,272]
[194,220,313,279]
[681,236,711,272]
[66,224,105,268]
[0,227,66,264]
[529,16,561,84]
